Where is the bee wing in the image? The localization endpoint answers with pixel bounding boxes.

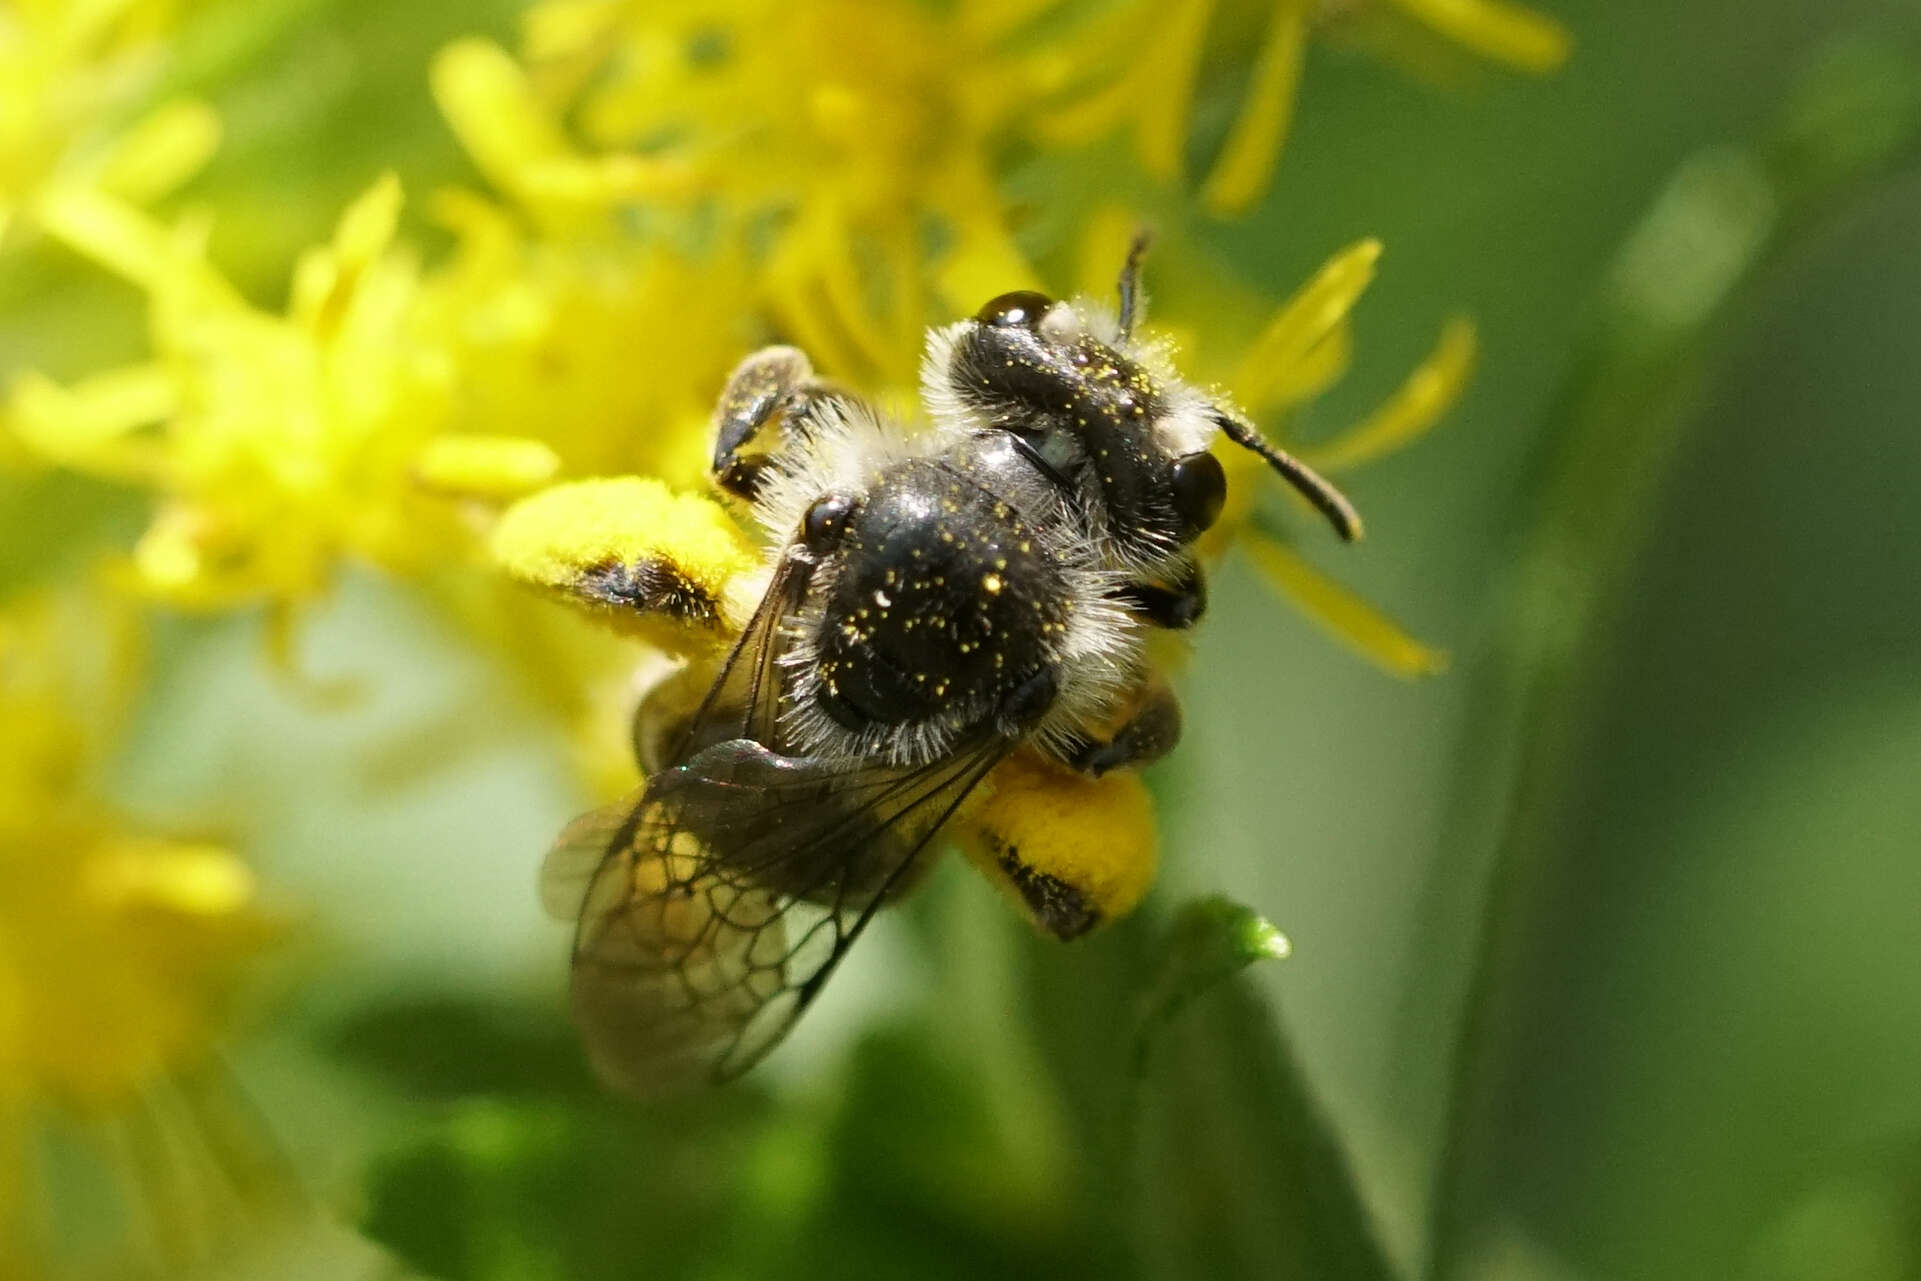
[539,790,646,921]
[673,545,813,756]
[555,734,1010,1093]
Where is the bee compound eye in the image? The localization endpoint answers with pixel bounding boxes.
[802,494,857,551]
[1170,450,1227,536]
[975,290,1055,329]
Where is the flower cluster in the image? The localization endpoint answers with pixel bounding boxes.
[0,0,220,256]
[0,590,274,1268]
[0,0,1558,1256]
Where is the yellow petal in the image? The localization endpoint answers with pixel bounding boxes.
[1071,205,1146,302]
[1134,0,1218,181]
[333,171,404,269]
[432,38,573,196]
[7,364,175,478]
[1386,0,1572,74]
[88,840,258,918]
[1200,2,1309,216]
[414,435,562,501]
[1242,531,1449,678]
[1281,319,1356,403]
[523,0,622,62]
[96,98,221,204]
[1032,75,1136,148]
[1306,314,1476,472]
[31,186,231,302]
[934,213,1041,320]
[1233,239,1381,410]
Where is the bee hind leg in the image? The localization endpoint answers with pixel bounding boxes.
[1058,678,1183,778]
[1113,559,1207,630]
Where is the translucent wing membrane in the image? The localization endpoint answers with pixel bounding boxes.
[542,735,1010,1093]
[676,548,814,755]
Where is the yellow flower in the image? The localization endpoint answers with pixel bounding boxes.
[7,174,467,612]
[0,590,277,1268]
[1220,241,1469,677]
[1040,0,1570,216]
[411,185,748,491]
[0,0,219,253]
[433,0,1062,389]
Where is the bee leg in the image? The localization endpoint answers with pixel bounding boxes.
[711,346,850,500]
[1113,560,1207,630]
[1059,678,1183,777]
[1116,228,1152,341]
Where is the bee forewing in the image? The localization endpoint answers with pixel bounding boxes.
[556,737,1009,1093]
[538,790,644,921]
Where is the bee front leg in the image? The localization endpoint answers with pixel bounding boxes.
[711,346,847,500]
[1057,677,1183,777]
[1113,559,1207,630]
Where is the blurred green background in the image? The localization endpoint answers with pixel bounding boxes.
[7,0,1921,1278]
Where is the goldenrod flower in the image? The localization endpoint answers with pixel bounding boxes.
[8,174,466,612]
[0,0,219,253]
[1219,241,1469,676]
[412,185,748,490]
[433,0,1060,389]
[0,591,276,1268]
[1041,0,1570,216]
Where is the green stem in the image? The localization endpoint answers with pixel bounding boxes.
[1423,32,1921,1281]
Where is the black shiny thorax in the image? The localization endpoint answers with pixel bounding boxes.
[808,454,1073,735]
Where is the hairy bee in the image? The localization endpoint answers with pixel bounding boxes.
[541,239,1360,1092]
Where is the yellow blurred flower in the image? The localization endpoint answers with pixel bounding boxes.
[0,590,277,1268]
[8,174,466,612]
[1041,0,1570,216]
[1217,240,1470,676]
[0,0,219,253]
[412,185,746,490]
[434,0,1064,388]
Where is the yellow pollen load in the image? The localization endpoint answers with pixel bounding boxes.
[489,477,759,654]
[957,753,1160,934]
[982,573,1004,594]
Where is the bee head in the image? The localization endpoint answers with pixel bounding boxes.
[924,287,1231,567]
[928,262,1362,551]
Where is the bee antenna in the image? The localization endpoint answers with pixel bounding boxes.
[1212,411,1364,542]
[1116,229,1153,341]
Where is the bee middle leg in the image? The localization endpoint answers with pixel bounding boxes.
[1058,677,1183,777]
[1113,559,1207,630]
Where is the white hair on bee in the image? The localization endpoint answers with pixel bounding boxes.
[1074,301,1220,459]
[764,419,1147,771]
[748,395,921,545]
[918,298,1224,579]
[917,319,980,449]
[1038,300,1086,344]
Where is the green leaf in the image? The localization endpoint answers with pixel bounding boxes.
[358,1086,795,1281]
[1126,896,1400,1281]
[324,996,598,1102]
[1130,895,1291,1078]
[1422,29,1921,1281]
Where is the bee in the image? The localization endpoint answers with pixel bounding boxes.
[541,239,1361,1093]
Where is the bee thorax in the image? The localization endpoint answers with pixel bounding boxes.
[806,458,1073,735]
